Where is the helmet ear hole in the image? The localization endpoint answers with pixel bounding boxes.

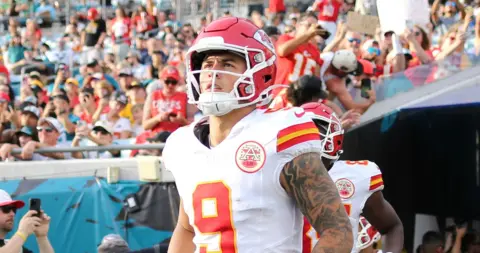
[263,74,272,83]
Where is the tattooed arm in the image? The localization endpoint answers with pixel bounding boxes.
[280,152,353,253]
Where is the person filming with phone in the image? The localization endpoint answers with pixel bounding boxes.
[0,190,54,253]
[143,66,190,134]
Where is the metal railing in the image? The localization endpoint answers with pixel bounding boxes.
[10,143,165,154]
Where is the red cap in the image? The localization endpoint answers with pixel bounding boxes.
[160,66,180,81]
[358,59,376,76]
[0,190,25,209]
[0,92,10,102]
[87,8,98,20]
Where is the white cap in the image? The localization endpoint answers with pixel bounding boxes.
[92,120,113,135]
[38,117,64,132]
[22,106,40,118]
[0,189,25,208]
[331,49,359,73]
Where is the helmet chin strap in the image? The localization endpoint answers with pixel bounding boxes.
[198,92,239,116]
[198,84,287,116]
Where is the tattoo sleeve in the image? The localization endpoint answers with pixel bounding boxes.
[280,152,353,253]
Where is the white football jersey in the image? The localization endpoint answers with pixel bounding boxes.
[303,160,384,253]
[163,108,323,253]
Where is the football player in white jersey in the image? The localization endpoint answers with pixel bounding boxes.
[164,17,353,253]
[300,102,404,253]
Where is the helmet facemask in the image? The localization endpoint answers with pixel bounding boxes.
[186,39,276,116]
[311,113,344,162]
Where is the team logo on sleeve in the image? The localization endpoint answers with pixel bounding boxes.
[335,178,355,199]
[235,141,266,173]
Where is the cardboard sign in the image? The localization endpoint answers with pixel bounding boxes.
[346,11,380,35]
[377,0,429,34]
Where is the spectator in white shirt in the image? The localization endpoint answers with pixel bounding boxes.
[99,91,132,139]
[71,120,120,159]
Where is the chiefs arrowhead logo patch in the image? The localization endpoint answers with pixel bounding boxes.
[235,141,266,173]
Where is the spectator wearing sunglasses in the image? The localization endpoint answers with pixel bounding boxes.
[404,26,434,68]
[0,117,71,161]
[143,66,188,134]
[0,190,54,253]
[344,31,363,58]
[72,120,120,159]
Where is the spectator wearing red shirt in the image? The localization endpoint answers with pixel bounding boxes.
[109,8,131,62]
[143,66,188,134]
[132,6,156,35]
[312,0,343,44]
[269,0,286,14]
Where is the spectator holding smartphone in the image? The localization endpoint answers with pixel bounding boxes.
[143,66,188,133]
[0,189,54,253]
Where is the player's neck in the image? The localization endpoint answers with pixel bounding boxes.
[209,106,256,147]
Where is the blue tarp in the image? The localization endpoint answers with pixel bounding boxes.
[0,177,173,252]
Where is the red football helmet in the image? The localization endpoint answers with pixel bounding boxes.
[185,17,278,116]
[301,102,344,161]
[357,216,382,250]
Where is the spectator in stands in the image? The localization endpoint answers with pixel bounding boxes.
[136,131,170,156]
[20,106,40,129]
[420,231,444,253]
[2,117,71,161]
[131,104,144,136]
[15,126,38,148]
[126,51,148,81]
[82,8,106,63]
[46,91,80,141]
[143,66,188,133]
[97,234,130,253]
[72,120,120,159]
[431,0,466,31]
[110,7,132,62]
[98,91,132,139]
[77,88,97,126]
[0,189,54,253]
[123,80,147,124]
[310,0,343,44]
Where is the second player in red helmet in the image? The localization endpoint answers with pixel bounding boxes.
[301,102,404,253]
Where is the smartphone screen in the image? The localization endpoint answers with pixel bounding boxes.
[360,78,372,99]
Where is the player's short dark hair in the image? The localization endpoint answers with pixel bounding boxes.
[422,231,444,252]
[287,75,326,106]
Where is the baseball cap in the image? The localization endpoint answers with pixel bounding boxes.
[160,66,180,81]
[111,91,128,105]
[263,26,280,37]
[29,71,42,79]
[357,59,376,76]
[92,121,113,135]
[147,131,171,143]
[0,92,10,103]
[24,96,38,105]
[65,78,79,86]
[87,59,99,67]
[0,190,25,208]
[22,106,40,118]
[118,68,133,77]
[15,126,34,136]
[332,49,359,73]
[87,8,98,20]
[30,79,45,89]
[128,80,144,89]
[38,117,63,132]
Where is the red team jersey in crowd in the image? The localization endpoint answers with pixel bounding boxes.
[315,0,342,22]
[149,90,187,133]
[302,160,385,253]
[274,34,323,86]
[271,35,323,109]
